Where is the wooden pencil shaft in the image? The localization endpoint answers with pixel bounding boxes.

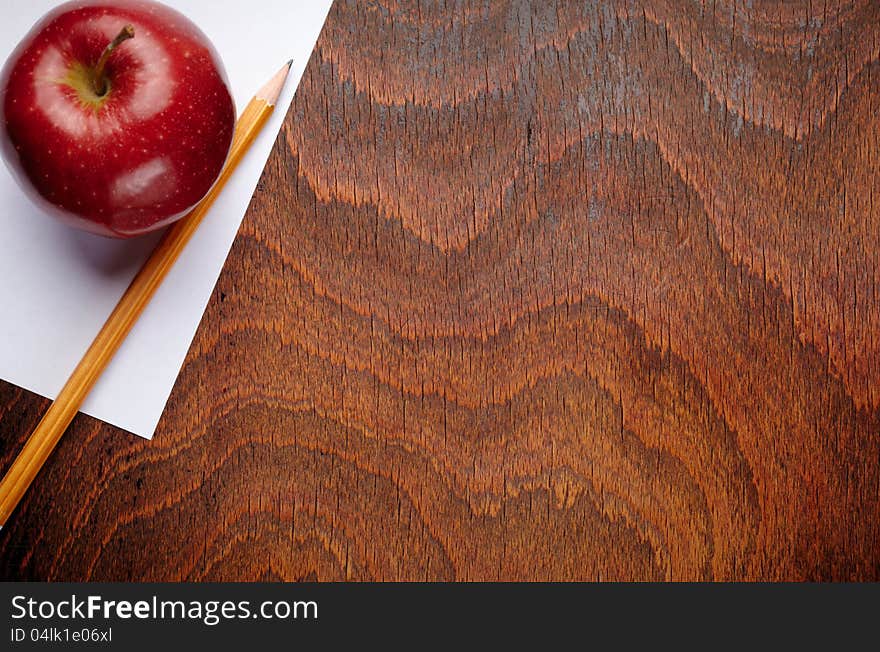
[0,98,274,527]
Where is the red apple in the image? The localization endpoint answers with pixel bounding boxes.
[0,0,235,237]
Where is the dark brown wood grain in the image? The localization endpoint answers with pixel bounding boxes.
[1,0,879,581]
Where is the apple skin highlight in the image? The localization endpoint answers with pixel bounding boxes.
[0,0,236,238]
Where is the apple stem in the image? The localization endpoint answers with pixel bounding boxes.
[92,25,135,96]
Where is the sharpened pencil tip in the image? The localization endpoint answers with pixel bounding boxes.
[256,61,294,105]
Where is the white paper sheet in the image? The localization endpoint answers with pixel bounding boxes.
[0,0,332,438]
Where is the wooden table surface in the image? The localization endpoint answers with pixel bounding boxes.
[1,0,879,581]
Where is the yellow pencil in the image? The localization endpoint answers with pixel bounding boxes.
[0,60,294,530]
